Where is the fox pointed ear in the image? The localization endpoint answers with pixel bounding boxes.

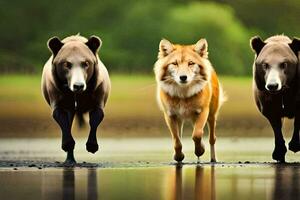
[250,36,265,55]
[194,39,208,58]
[289,37,300,56]
[159,39,173,58]
[86,35,102,55]
[47,37,63,57]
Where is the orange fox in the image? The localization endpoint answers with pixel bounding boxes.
[154,38,225,162]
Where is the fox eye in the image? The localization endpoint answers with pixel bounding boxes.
[171,61,178,66]
[63,61,72,69]
[188,61,195,66]
[280,62,288,70]
[82,61,89,68]
[262,63,269,70]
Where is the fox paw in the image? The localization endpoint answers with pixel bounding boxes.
[174,152,185,162]
[194,142,205,157]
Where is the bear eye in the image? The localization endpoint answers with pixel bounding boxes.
[262,63,269,70]
[63,61,72,69]
[188,61,195,66]
[280,62,288,70]
[82,61,89,68]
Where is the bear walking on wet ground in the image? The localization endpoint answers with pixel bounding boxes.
[250,35,300,162]
[41,34,111,165]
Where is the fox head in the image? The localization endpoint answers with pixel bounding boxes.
[154,38,212,98]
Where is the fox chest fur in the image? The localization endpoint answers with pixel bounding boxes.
[159,83,212,120]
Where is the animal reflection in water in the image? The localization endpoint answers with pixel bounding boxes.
[42,169,98,200]
[272,165,300,200]
[164,166,216,200]
[163,165,300,200]
[38,164,300,200]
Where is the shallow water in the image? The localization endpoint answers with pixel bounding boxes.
[0,165,299,200]
[0,137,299,164]
[0,138,300,200]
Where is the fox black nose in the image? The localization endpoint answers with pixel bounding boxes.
[180,75,187,82]
[266,83,279,91]
[73,82,84,92]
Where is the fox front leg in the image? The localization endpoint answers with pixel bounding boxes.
[192,108,209,160]
[164,114,184,162]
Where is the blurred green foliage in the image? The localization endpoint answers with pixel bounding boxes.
[0,0,299,75]
[162,2,252,75]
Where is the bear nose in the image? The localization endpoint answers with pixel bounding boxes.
[267,83,279,91]
[73,82,84,92]
[180,75,187,82]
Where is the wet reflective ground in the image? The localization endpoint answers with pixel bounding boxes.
[0,165,300,200]
[0,138,300,200]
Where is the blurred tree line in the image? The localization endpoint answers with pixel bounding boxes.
[0,0,299,75]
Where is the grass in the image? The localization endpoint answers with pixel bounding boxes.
[0,74,255,117]
[0,74,290,137]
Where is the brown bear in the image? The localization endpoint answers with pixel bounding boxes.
[41,34,111,165]
[250,35,300,162]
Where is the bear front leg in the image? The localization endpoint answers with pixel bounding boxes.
[261,98,286,163]
[267,116,287,163]
[86,108,104,153]
[53,108,76,165]
[289,110,300,153]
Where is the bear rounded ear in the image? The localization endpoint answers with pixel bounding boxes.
[86,35,102,55]
[47,36,63,56]
[158,38,173,58]
[194,39,208,58]
[289,37,300,56]
[250,36,265,55]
